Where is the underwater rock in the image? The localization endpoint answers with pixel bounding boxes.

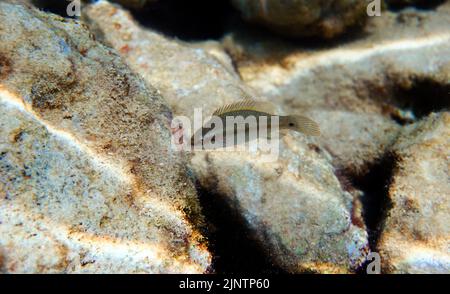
[308,110,401,176]
[191,139,370,273]
[84,2,243,118]
[84,1,370,273]
[378,112,450,274]
[230,0,369,38]
[0,2,210,273]
[223,2,450,176]
[2,0,33,6]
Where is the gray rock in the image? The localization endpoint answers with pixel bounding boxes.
[223,3,450,175]
[84,1,370,273]
[378,112,450,274]
[223,3,450,273]
[231,0,369,38]
[0,2,210,273]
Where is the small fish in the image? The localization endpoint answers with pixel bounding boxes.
[191,98,320,147]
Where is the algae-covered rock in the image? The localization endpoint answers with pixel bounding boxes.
[3,0,447,275]
[221,3,450,273]
[231,0,369,38]
[84,1,370,273]
[0,2,210,273]
[378,112,450,274]
[223,2,450,175]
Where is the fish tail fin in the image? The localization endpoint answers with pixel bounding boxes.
[282,115,321,136]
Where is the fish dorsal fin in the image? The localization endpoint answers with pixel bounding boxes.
[212,99,276,116]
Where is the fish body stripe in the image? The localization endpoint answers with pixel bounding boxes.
[217,110,275,125]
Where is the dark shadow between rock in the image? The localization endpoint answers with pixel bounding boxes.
[350,154,397,274]
[195,181,287,274]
